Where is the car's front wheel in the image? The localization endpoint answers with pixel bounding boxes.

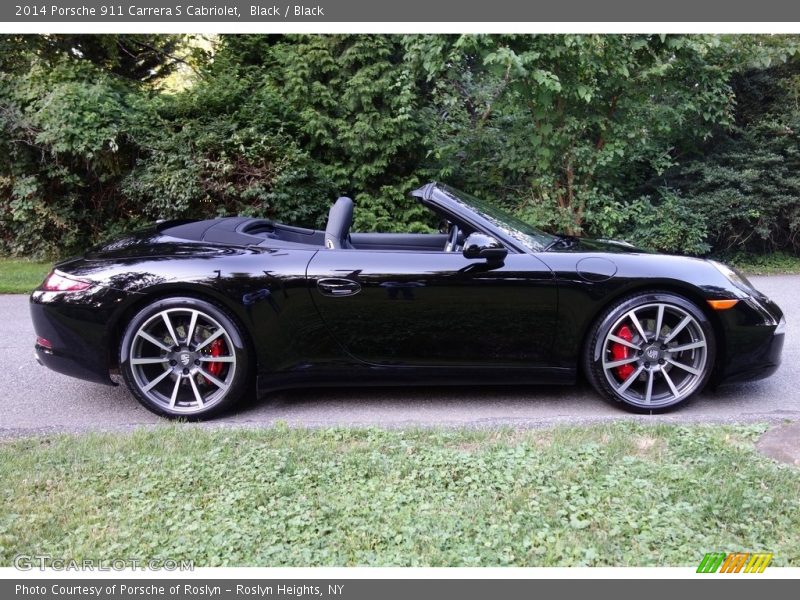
[120,297,250,419]
[584,292,716,412]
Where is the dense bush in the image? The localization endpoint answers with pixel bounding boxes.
[0,34,799,258]
[619,190,711,255]
[408,35,742,233]
[0,58,142,256]
[639,63,800,254]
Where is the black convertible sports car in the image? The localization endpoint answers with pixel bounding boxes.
[31,183,785,419]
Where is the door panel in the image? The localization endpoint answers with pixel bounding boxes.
[306,250,557,367]
[349,232,448,252]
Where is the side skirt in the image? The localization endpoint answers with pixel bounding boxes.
[256,365,576,396]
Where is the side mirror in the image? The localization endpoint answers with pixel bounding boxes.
[462,233,508,261]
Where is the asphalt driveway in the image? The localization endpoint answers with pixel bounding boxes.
[2,275,798,436]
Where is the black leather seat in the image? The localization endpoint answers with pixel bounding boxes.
[324,196,354,249]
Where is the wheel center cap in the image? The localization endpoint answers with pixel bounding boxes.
[178,351,193,366]
[643,345,663,362]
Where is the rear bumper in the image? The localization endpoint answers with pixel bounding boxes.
[34,342,115,385]
[29,287,128,386]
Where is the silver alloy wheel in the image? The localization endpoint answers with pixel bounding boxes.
[128,308,237,414]
[600,302,708,408]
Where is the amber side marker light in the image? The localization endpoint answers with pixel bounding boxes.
[707,299,739,310]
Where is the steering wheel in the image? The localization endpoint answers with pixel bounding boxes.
[444,223,460,252]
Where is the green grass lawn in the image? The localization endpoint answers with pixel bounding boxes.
[0,423,797,567]
[0,258,51,293]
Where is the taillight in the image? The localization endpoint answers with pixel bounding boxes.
[40,270,91,292]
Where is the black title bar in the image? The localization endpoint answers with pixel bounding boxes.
[5,579,799,600]
[4,0,800,22]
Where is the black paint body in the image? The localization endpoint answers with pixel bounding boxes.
[30,184,784,398]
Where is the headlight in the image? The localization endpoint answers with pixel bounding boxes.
[775,316,787,335]
[709,260,756,295]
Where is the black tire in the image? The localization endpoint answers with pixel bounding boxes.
[583,291,716,413]
[120,296,251,420]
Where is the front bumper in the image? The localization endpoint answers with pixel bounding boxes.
[716,294,785,385]
[719,330,784,384]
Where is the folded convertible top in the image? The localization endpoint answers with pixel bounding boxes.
[159,217,326,248]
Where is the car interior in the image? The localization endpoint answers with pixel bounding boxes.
[160,195,468,252]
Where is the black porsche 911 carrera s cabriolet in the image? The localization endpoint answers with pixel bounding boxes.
[30,183,785,419]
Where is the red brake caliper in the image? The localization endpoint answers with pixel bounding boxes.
[205,338,226,379]
[611,325,635,380]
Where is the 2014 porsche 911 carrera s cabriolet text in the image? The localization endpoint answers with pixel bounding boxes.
[30,183,786,419]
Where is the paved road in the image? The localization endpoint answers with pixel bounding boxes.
[2,275,798,435]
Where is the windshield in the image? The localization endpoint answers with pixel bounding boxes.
[439,185,556,252]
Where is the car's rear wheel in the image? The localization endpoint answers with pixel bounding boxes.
[120,297,250,419]
[584,292,716,412]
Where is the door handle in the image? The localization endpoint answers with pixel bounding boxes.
[317,278,361,297]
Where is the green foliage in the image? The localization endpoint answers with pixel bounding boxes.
[648,62,800,254]
[122,101,332,226]
[268,35,428,231]
[405,34,757,235]
[0,34,799,257]
[0,58,142,256]
[0,34,187,82]
[120,39,336,227]
[1,423,798,566]
[621,189,711,255]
